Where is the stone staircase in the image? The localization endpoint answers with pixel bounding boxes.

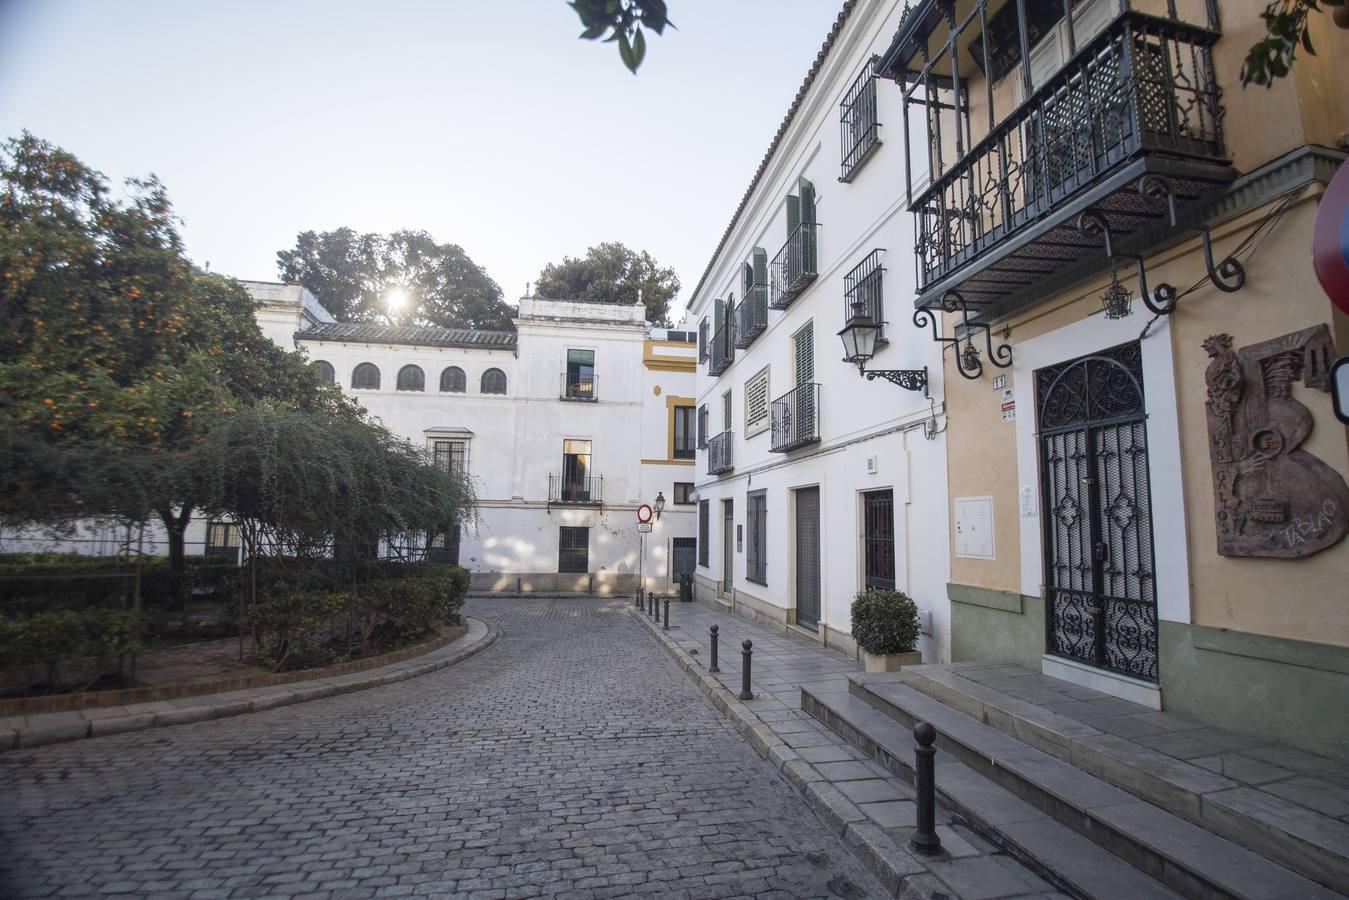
[801,662,1349,899]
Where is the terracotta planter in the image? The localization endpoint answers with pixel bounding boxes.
[861,649,922,673]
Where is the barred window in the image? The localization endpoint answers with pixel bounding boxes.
[559,526,589,573]
[352,362,380,390]
[440,366,466,393]
[481,368,507,394]
[311,360,335,384]
[746,490,767,585]
[673,482,694,505]
[432,439,468,475]
[673,405,696,460]
[745,367,770,437]
[839,58,881,182]
[396,365,425,391]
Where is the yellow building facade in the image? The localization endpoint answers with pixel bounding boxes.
[884,0,1349,757]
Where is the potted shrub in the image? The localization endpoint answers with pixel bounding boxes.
[851,588,922,673]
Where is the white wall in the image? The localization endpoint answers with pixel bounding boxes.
[687,0,953,659]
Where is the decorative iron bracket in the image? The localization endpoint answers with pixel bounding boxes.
[912,290,1012,380]
[861,365,928,397]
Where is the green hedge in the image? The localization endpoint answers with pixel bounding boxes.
[0,608,142,690]
[0,553,237,613]
[248,564,470,672]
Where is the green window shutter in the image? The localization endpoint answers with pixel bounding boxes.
[714,298,725,333]
[742,262,753,299]
[753,248,768,303]
[786,194,801,235]
[798,178,817,271]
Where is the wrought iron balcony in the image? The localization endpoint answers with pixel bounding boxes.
[734,285,767,349]
[769,222,818,310]
[560,372,596,401]
[770,383,821,453]
[709,319,734,376]
[548,474,602,505]
[906,12,1233,318]
[706,431,733,476]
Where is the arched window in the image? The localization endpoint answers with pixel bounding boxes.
[481,368,507,395]
[311,360,335,384]
[396,365,425,392]
[352,363,381,390]
[440,366,466,393]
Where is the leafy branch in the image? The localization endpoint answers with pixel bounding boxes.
[570,0,672,73]
[1242,0,1347,87]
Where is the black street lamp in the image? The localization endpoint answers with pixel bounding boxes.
[837,299,928,396]
[654,491,665,521]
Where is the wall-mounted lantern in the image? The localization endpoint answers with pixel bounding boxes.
[838,300,928,396]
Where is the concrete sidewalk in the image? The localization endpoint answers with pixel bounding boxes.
[632,598,1079,900]
[1,616,499,751]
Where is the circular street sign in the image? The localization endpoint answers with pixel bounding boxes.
[1313,158,1349,315]
[636,504,653,524]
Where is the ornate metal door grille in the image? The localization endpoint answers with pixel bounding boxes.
[795,487,822,629]
[1036,342,1158,681]
[863,489,895,591]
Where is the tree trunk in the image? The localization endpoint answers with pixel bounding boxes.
[158,504,193,610]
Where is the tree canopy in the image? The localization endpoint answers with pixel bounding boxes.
[0,135,473,588]
[276,228,515,330]
[1242,0,1347,86]
[534,241,680,327]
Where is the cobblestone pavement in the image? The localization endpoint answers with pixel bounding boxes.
[1,596,892,899]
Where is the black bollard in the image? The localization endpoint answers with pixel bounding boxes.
[910,721,942,856]
[636,588,644,611]
[709,625,720,673]
[662,597,670,630]
[738,640,753,700]
[648,591,656,619]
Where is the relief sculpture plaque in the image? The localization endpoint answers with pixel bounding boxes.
[1203,325,1349,558]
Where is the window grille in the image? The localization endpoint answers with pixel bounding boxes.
[843,250,886,342]
[558,526,590,573]
[440,366,466,393]
[432,439,469,475]
[746,491,767,585]
[840,57,881,182]
[396,365,425,391]
[352,362,380,390]
[698,500,710,567]
[481,368,507,394]
[311,360,335,384]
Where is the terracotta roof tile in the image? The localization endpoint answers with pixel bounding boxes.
[296,322,517,350]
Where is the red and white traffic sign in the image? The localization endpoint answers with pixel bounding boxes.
[636,504,653,524]
[1313,158,1349,315]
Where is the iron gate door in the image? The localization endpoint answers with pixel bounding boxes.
[1036,342,1159,681]
[862,489,896,591]
[796,487,821,629]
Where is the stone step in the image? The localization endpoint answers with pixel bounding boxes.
[809,677,1343,900]
[896,665,1349,895]
[801,687,1182,900]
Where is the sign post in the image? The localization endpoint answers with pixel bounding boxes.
[636,504,654,596]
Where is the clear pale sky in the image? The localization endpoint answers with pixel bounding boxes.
[0,0,848,326]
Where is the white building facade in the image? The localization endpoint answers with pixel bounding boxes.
[687,0,952,661]
[282,291,699,595]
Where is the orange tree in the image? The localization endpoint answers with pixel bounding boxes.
[0,133,359,595]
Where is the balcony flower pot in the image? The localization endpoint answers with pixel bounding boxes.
[851,589,922,673]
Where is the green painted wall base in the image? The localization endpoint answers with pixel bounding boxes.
[948,582,1349,762]
[948,583,1044,671]
[1160,621,1349,762]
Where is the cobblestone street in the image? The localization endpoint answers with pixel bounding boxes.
[1,597,891,899]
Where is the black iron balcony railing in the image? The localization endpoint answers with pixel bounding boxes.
[548,474,602,504]
[769,221,818,310]
[910,12,1226,301]
[770,383,821,453]
[734,284,768,349]
[560,372,596,401]
[843,250,886,344]
[709,319,734,375]
[707,431,733,476]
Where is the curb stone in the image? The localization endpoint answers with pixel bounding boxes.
[628,605,940,898]
[5,617,501,752]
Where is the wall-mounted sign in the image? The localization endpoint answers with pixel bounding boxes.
[736,524,743,552]
[1334,356,1349,425]
[636,522,653,533]
[1313,159,1349,315]
[1001,388,1016,423]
